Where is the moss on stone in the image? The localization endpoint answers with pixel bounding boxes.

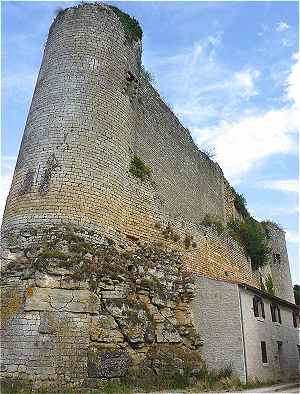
[1,288,23,327]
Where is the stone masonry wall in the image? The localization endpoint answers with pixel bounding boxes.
[1,226,203,390]
[135,76,225,224]
[2,4,141,239]
[264,223,294,303]
[1,3,259,289]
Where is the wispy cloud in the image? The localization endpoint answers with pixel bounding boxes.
[286,52,300,108]
[148,34,263,129]
[259,179,299,193]
[192,107,298,181]
[276,21,290,33]
[190,52,300,181]
[146,33,300,182]
[233,69,260,99]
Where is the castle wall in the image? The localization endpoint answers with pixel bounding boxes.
[1,3,296,390]
[1,4,258,289]
[134,77,226,224]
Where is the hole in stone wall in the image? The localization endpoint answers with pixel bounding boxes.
[122,71,138,102]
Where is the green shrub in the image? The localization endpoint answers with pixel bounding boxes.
[129,155,151,180]
[261,220,284,232]
[265,274,275,295]
[108,5,142,42]
[234,192,250,218]
[227,218,271,270]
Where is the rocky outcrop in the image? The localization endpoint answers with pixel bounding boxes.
[1,225,203,390]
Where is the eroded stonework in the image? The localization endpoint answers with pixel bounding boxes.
[1,226,202,390]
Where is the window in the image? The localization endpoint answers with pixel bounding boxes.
[292,311,299,328]
[273,253,281,264]
[270,304,282,323]
[253,296,265,319]
[261,341,268,363]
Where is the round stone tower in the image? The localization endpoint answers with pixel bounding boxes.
[266,222,295,303]
[2,3,142,238]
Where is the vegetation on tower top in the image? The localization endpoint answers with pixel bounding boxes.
[54,3,143,42]
[108,5,143,42]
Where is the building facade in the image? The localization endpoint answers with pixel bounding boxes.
[192,276,300,383]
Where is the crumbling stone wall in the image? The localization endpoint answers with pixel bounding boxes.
[1,226,203,390]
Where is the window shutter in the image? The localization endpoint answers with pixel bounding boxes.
[253,297,259,317]
[261,301,265,319]
[270,304,275,322]
[293,312,297,328]
[278,307,282,324]
[261,341,268,363]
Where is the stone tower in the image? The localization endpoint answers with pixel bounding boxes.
[266,223,295,303]
[2,3,142,239]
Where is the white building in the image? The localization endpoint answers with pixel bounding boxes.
[192,276,300,383]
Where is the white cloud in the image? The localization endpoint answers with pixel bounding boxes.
[190,52,300,181]
[259,179,299,193]
[273,206,299,215]
[149,36,261,128]
[146,40,299,183]
[285,230,299,243]
[3,70,37,104]
[192,106,299,181]
[286,52,300,108]
[233,69,260,99]
[276,22,290,33]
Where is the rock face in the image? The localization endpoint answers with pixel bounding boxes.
[1,225,203,390]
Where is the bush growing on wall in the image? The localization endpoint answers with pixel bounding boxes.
[227,218,271,270]
[129,155,151,180]
[233,192,250,218]
[108,5,143,42]
[265,274,275,295]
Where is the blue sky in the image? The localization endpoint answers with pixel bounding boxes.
[1,1,299,284]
